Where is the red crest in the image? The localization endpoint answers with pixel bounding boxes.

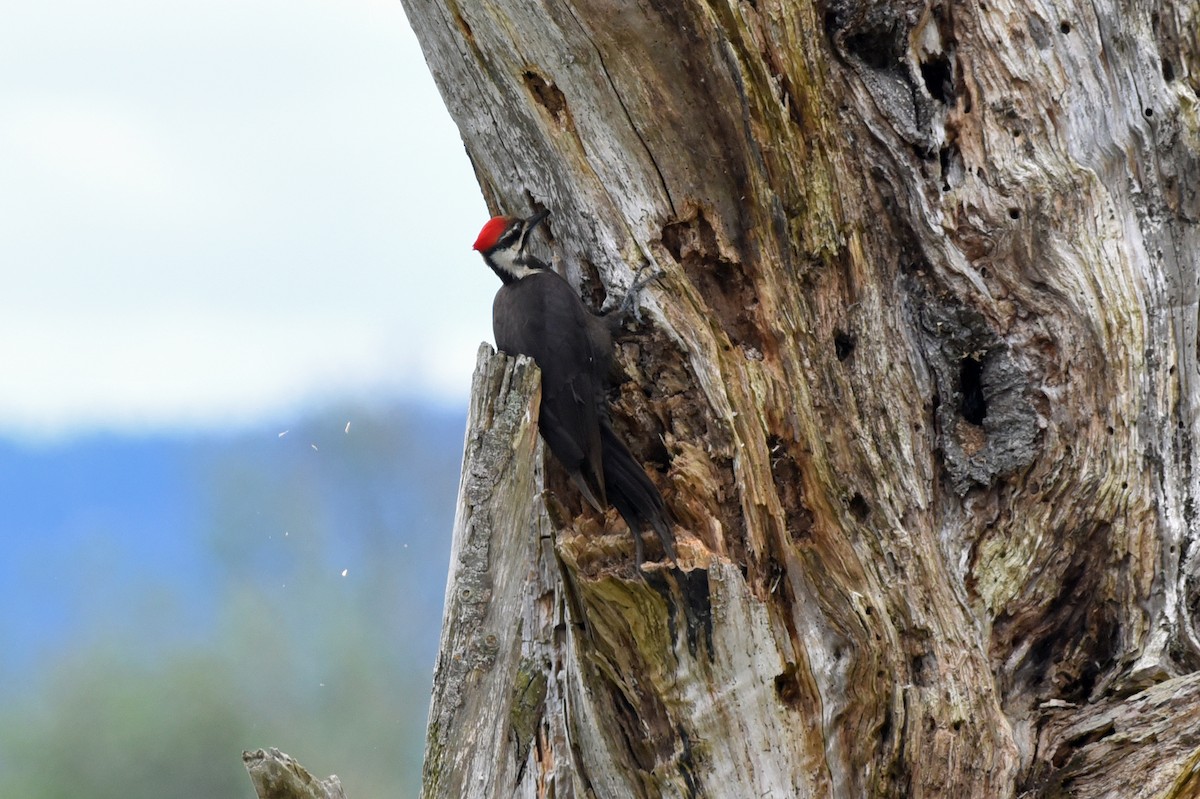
[472,216,511,252]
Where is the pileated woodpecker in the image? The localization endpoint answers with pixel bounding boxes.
[473,210,677,569]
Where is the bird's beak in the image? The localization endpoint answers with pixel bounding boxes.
[517,209,549,253]
[524,209,549,230]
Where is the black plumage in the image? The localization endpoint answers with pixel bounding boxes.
[475,211,676,568]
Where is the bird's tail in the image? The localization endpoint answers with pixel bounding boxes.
[599,420,677,568]
[569,470,606,515]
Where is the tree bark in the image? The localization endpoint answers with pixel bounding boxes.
[404,0,1200,795]
[422,346,553,797]
[243,748,346,799]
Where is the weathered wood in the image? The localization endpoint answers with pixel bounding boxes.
[1024,673,1200,798]
[421,345,548,798]
[243,748,346,799]
[403,0,1200,794]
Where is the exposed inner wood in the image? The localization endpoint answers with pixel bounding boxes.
[405,0,1200,795]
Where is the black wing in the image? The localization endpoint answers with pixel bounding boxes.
[493,271,607,507]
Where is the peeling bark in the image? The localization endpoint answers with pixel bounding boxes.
[405,0,1200,795]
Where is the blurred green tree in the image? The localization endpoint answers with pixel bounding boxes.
[0,404,461,798]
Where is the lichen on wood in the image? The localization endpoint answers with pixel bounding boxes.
[403,0,1200,794]
[420,346,548,798]
[243,748,346,799]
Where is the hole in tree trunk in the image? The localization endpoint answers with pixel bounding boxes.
[848,493,871,520]
[834,330,856,361]
[960,357,987,425]
[919,55,954,103]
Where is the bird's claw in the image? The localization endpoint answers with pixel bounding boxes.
[615,262,665,324]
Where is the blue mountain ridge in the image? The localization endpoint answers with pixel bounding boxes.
[0,402,465,687]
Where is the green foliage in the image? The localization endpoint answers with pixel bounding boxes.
[0,404,462,798]
[0,646,257,799]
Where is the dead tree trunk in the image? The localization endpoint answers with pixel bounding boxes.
[404,0,1200,795]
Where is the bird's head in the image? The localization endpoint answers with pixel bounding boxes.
[473,209,549,283]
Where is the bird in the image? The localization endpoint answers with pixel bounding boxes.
[472,209,677,569]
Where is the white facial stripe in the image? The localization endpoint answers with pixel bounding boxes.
[490,247,537,280]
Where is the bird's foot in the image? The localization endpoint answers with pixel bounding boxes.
[612,262,665,325]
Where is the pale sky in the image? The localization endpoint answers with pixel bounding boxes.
[0,0,494,440]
